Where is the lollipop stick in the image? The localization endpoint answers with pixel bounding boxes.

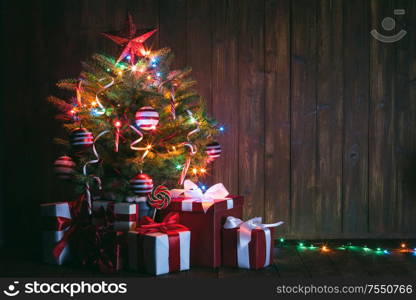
[152,208,157,220]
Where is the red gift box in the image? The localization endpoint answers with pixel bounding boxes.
[160,195,244,267]
[222,216,283,270]
[128,213,190,275]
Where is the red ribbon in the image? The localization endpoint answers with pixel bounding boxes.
[42,196,89,261]
[134,212,187,273]
[136,212,188,234]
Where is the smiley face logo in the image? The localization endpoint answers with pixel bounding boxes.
[371,9,406,43]
[3,282,20,297]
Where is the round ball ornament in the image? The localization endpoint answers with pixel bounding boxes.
[130,173,154,195]
[135,106,159,131]
[205,141,221,161]
[147,185,171,210]
[53,156,75,179]
[70,128,94,149]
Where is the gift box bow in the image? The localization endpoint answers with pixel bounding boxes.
[170,180,229,212]
[135,212,188,235]
[224,216,284,248]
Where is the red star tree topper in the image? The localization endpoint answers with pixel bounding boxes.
[102,13,157,64]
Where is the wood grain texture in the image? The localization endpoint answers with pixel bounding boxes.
[264,0,291,232]
[342,0,370,234]
[238,0,265,219]
[3,0,416,246]
[211,0,240,194]
[395,0,416,234]
[159,0,187,69]
[186,0,212,111]
[369,0,397,234]
[290,0,318,234]
[316,0,343,234]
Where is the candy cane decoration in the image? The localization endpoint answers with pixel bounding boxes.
[179,142,197,185]
[170,89,176,120]
[129,125,151,161]
[178,110,201,185]
[83,130,109,214]
[76,79,83,107]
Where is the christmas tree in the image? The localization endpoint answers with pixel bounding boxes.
[49,14,221,202]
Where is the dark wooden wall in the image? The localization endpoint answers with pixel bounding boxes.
[2,0,416,247]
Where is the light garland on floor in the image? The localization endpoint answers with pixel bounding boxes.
[277,239,416,255]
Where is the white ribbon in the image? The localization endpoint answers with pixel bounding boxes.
[171,180,230,213]
[223,216,284,269]
[83,130,109,214]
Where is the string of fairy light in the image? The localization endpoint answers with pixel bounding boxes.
[277,238,416,255]
[69,42,226,190]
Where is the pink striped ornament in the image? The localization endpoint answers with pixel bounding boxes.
[206,141,221,161]
[53,156,75,179]
[130,173,154,195]
[70,128,94,149]
[135,106,159,131]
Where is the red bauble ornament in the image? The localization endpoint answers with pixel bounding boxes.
[130,173,153,195]
[135,106,159,131]
[70,128,94,150]
[53,156,75,180]
[206,141,221,161]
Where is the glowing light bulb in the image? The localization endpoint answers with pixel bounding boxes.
[192,168,198,175]
[200,168,206,173]
[279,238,285,243]
[384,250,389,254]
[322,246,329,252]
[219,126,225,132]
[146,144,152,150]
[114,120,122,128]
[118,71,123,76]
[190,117,196,124]
[147,75,152,80]
[126,55,131,60]
[139,67,146,73]
[201,185,207,190]
[298,242,304,247]
[376,248,381,251]
[172,146,176,151]
[91,101,97,107]
[106,68,111,72]
[401,243,406,248]
[156,72,161,77]
[131,65,137,71]
[70,109,76,115]
[176,164,182,170]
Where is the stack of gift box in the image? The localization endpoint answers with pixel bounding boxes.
[40,180,283,275]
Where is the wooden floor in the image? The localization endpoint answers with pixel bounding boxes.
[1,241,416,278]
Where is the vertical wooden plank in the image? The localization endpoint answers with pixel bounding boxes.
[159,0,187,69]
[238,0,265,219]
[130,0,160,50]
[264,0,291,230]
[1,0,31,248]
[187,0,212,110]
[290,0,318,234]
[343,0,370,234]
[315,0,343,234]
[369,0,396,234]
[396,0,416,233]
[211,0,240,194]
